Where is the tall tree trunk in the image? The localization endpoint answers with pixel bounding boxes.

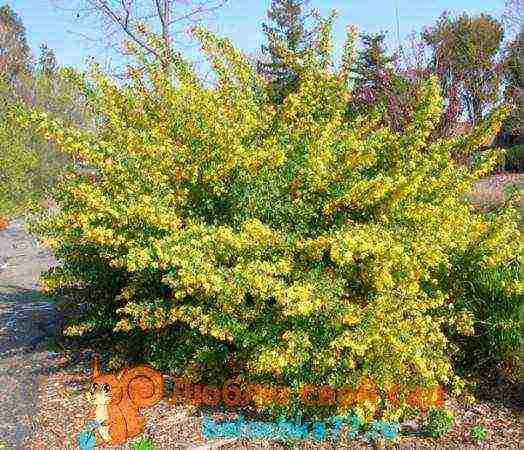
[472,97,483,126]
[155,0,171,72]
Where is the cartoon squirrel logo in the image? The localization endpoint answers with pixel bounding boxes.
[83,356,164,446]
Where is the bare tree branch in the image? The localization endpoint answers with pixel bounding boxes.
[49,0,230,75]
[121,0,131,28]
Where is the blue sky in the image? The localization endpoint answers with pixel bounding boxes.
[8,0,509,70]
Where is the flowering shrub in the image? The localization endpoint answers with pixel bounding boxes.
[16,12,520,423]
[423,407,454,438]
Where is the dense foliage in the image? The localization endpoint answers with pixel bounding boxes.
[422,12,505,127]
[0,4,31,80]
[0,61,92,217]
[450,259,522,376]
[355,11,507,141]
[0,5,93,218]
[257,0,318,104]
[15,13,521,424]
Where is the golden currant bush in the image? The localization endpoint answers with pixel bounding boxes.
[17,13,520,422]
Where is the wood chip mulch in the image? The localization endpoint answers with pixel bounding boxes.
[22,350,522,450]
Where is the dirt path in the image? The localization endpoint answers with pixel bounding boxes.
[0,218,60,449]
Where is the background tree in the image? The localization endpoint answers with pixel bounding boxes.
[0,4,31,80]
[257,0,316,104]
[348,32,406,128]
[51,0,229,73]
[350,32,395,111]
[347,32,446,139]
[502,31,523,141]
[0,7,93,217]
[495,29,524,171]
[38,44,58,77]
[389,31,464,140]
[422,12,505,127]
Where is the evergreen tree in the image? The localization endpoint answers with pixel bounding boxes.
[350,32,396,116]
[347,31,423,135]
[258,0,315,103]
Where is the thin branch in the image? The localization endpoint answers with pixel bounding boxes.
[95,1,164,62]
[50,0,230,75]
[121,0,131,29]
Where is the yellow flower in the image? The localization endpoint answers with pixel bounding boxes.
[342,314,360,326]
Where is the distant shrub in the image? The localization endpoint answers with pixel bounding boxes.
[470,424,487,442]
[17,12,520,424]
[450,259,522,377]
[131,437,156,450]
[423,407,454,438]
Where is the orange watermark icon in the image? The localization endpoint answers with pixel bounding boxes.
[78,356,164,448]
